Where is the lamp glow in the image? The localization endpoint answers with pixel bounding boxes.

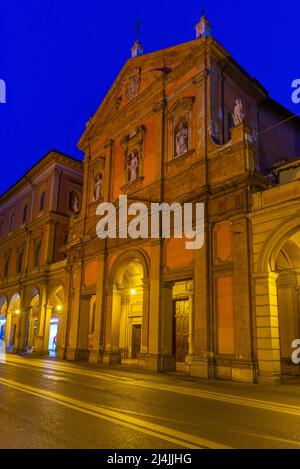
[130,289,136,296]
[56,305,62,311]
[15,309,20,315]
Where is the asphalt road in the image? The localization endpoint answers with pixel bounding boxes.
[0,354,300,449]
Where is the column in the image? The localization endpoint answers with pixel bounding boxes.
[254,272,281,383]
[102,285,121,364]
[141,278,150,355]
[190,232,212,378]
[160,281,175,371]
[89,257,105,364]
[188,290,194,356]
[232,217,256,383]
[66,262,83,361]
[33,284,48,355]
[4,311,12,348]
[57,266,72,360]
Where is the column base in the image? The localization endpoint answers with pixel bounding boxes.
[57,347,66,360]
[190,356,214,379]
[65,348,89,361]
[144,354,176,372]
[103,351,122,365]
[89,350,101,364]
[258,372,282,385]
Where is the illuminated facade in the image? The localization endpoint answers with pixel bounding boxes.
[1,16,300,383]
[0,151,83,358]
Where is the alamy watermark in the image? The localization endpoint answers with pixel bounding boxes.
[0,79,6,104]
[96,196,204,250]
[291,79,300,104]
[0,340,6,363]
[291,339,300,364]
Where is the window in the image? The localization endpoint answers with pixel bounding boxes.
[17,251,23,274]
[225,111,234,142]
[39,192,46,211]
[22,204,28,223]
[0,221,3,238]
[9,213,15,232]
[4,255,10,278]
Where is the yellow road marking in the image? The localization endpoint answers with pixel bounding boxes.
[0,377,231,449]
[3,356,133,383]
[3,355,300,418]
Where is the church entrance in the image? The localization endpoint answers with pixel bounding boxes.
[172,281,193,372]
[131,324,141,359]
[107,252,148,367]
[173,299,189,363]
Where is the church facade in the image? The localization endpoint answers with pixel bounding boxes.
[1,16,300,384]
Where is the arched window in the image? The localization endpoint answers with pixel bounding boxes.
[174,118,188,158]
[39,192,46,211]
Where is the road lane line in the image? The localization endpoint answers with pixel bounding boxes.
[3,357,133,383]
[0,377,231,449]
[124,381,300,417]
[3,356,300,418]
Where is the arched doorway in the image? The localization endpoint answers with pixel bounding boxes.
[276,236,300,377]
[106,250,149,366]
[7,293,21,349]
[255,219,300,382]
[48,285,65,356]
[0,296,8,341]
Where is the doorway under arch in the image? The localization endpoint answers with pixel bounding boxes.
[7,293,21,349]
[255,219,300,381]
[48,284,65,356]
[275,235,300,377]
[107,251,149,366]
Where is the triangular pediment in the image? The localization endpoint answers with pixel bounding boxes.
[78,39,204,149]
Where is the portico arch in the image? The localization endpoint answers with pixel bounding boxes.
[104,249,150,366]
[255,216,300,383]
[47,283,65,356]
[7,292,21,349]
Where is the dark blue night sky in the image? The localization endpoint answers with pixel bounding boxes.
[1,0,300,195]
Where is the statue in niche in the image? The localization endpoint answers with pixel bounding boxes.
[93,173,103,202]
[175,120,188,157]
[128,151,139,182]
[232,99,245,126]
[73,194,80,214]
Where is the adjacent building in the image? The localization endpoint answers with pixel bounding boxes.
[0,150,82,358]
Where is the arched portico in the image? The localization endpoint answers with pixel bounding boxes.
[255,216,300,383]
[103,249,150,366]
[47,283,65,357]
[6,293,21,350]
